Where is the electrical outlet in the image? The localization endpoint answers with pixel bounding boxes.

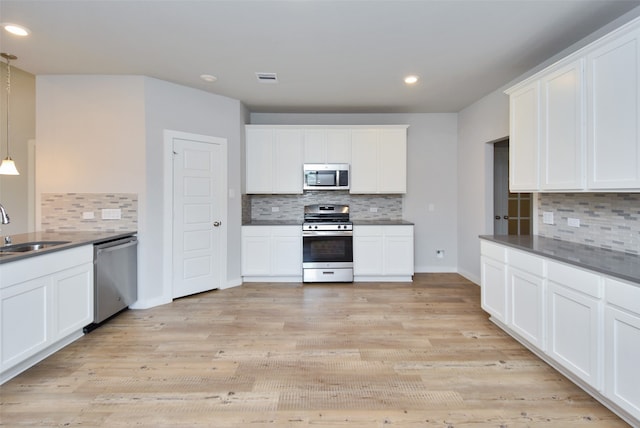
[542,211,554,225]
[568,217,580,228]
[436,249,445,259]
[271,206,280,213]
[369,207,378,213]
[82,211,95,220]
[101,208,122,220]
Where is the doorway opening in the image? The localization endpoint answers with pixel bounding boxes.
[493,139,532,235]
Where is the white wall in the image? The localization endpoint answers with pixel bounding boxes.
[250,112,458,272]
[0,67,35,235]
[36,75,244,309]
[456,89,509,284]
[143,77,244,304]
[36,76,146,201]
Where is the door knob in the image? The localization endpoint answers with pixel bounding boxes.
[503,216,509,220]
[213,221,222,227]
[495,216,500,220]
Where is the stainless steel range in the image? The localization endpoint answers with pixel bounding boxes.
[302,204,353,283]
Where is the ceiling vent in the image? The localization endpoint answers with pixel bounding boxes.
[256,72,278,83]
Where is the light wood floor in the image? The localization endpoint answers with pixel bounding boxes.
[0,274,628,427]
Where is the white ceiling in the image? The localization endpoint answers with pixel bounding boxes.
[1,0,639,113]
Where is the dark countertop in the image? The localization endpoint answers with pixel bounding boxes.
[480,235,640,285]
[243,220,414,226]
[0,230,137,265]
[242,220,302,226]
[353,220,414,226]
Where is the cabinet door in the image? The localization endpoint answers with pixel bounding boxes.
[540,60,585,190]
[304,129,351,163]
[303,129,327,163]
[548,281,602,389]
[246,128,274,193]
[53,263,93,340]
[0,277,50,371]
[325,129,351,163]
[605,305,640,419]
[383,226,414,275]
[351,130,379,193]
[587,29,640,189]
[605,277,640,419]
[241,228,271,275]
[509,82,540,191]
[480,256,508,323]
[509,267,545,349]
[271,227,302,276]
[353,226,383,275]
[378,129,407,193]
[274,129,303,194]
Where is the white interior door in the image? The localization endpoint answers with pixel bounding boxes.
[172,135,227,299]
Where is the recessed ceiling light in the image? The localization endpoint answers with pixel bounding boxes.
[404,75,419,85]
[200,74,217,83]
[2,23,31,37]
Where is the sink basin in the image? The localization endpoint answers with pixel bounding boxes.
[0,241,71,253]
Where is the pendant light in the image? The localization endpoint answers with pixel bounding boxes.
[0,53,19,175]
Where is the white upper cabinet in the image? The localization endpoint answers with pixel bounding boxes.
[540,60,586,190]
[509,81,540,191]
[351,126,408,194]
[506,17,640,192]
[245,125,407,195]
[303,128,351,164]
[246,126,304,194]
[587,28,640,189]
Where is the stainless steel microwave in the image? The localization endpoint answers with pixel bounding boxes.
[303,163,349,190]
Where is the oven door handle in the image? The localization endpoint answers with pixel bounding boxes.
[303,230,353,237]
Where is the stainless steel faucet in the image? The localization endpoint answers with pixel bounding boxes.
[0,203,9,225]
[0,203,10,244]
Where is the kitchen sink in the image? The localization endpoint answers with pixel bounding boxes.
[0,241,71,253]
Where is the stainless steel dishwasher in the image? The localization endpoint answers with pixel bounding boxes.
[85,235,138,332]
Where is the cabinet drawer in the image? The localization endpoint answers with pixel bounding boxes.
[241,226,271,237]
[354,226,383,236]
[508,249,544,276]
[481,241,507,263]
[548,260,602,298]
[271,226,301,237]
[606,277,640,314]
[383,225,413,236]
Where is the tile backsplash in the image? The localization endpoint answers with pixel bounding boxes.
[537,193,640,254]
[41,193,137,232]
[245,192,403,222]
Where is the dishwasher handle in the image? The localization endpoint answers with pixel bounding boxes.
[95,238,138,257]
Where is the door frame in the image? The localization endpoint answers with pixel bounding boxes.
[491,137,537,236]
[162,129,228,301]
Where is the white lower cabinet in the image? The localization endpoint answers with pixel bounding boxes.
[241,226,302,281]
[507,249,545,349]
[547,261,602,389]
[604,277,640,419]
[0,276,49,372]
[353,227,383,276]
[509,270,545,347]
[480,241,508,323]
[0,246,93,384]
[353,225,413,281]
[52,263,94,340]
[480,239,640,425]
